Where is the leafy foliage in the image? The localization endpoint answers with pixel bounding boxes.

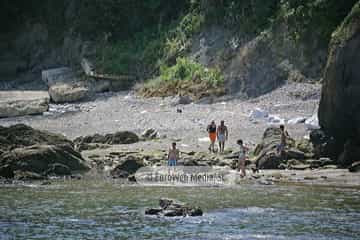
[157,57,223,87]
[140,57,225,98]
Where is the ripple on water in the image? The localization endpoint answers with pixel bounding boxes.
[1,182,360,239]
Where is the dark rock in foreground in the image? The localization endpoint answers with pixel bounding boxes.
[0,124,89,179]
[145,198,203,217]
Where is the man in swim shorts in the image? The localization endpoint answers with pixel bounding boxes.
[217,120,228,153]
[168,142,179,166]
[207,120,217,153]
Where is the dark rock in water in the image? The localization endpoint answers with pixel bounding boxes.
[14,170,45,180]
[349,161,360,173]
[74,131,139,149]
[128,174,136,182]
[0,124,89,179]
[45,163,71,176]
[145,208,163,215]
[188,207,203,217]
[159,198,175,209]
[163,209,185,217]
[111,156,144,177]
[318,3,360,165]
[145,198,203,217]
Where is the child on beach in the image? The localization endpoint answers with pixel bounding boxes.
[237,139,248,177]
[168,142,179,166]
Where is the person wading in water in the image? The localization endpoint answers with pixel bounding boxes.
[217,120,228,153]
[207,120,217,153]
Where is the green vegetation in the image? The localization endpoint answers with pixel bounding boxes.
[332,1,360,46]
[139,57,224,98]
[97,7,204,76]
[1,0,359,97]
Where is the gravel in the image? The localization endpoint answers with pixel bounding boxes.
[0,82,321,152]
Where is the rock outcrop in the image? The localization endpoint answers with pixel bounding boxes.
[0,124,89,179]
[254,127,315,169]
[42,67,90,103]
[0,91,49,118]
[145,198,203,217]
[74,131,140,151]
[318,2,360,166]
[111,156,145,178]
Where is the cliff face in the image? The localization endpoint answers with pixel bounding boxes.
[318,1,360,165]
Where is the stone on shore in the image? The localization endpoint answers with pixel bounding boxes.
[48,83,89,103]
[42,67,90,103]
[74,131,139,151]
[0,91,49,118]
[170,95,192,106]
[141,128,158,139]
[110,156,145,178]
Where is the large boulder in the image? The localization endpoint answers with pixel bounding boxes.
[254,127,307,169]
[0,124,72,152]
[0,144,87,176]
[0,124,89,178]
[0,91,49,118]
[318,2,360,166]
[42,67,90,103]
[48,83,89,103]
[110,155,145,177]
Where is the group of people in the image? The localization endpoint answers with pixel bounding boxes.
[167,120,290,178]
[206,120,228,153]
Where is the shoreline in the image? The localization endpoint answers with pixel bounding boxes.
[1,169,359,189]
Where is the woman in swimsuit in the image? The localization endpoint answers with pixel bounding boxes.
[207,121,217,153]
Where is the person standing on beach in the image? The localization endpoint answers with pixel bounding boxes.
[217,120,228,153]
[168,142,179,166]
[207,120,217,153]
[237,139,248,177]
